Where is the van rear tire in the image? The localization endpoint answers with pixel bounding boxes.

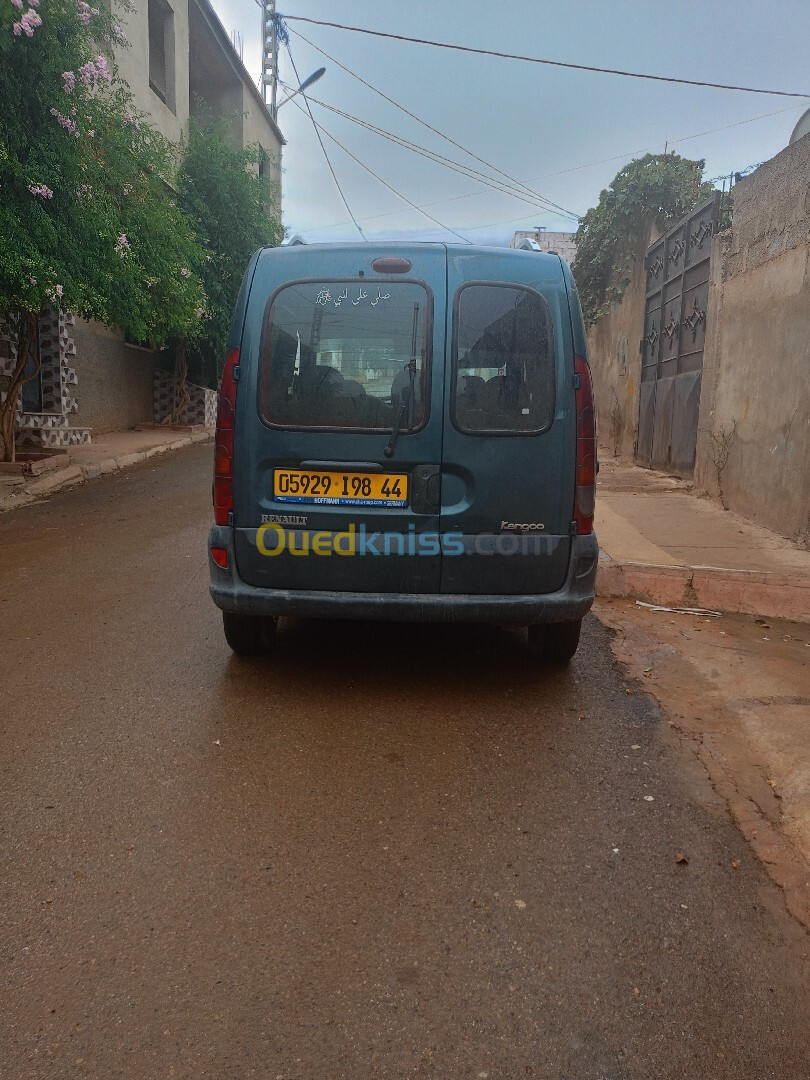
[222,611,276,656]
[528,619,581,664]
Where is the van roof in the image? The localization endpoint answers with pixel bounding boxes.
[258,241,566,272]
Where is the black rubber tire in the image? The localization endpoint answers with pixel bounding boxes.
[527,619,582,664]
[222,611,276,656]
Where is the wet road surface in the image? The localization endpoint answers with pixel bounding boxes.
[1,444,809,1079]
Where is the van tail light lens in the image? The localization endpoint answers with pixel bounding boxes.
[574,354,596,535]
[213,347,239,526]
[210,546,229,569]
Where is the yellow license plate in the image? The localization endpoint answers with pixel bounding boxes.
[274,469,409,507]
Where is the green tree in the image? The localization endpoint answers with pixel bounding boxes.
[573,154,714,325]
[0,0,206,460]
[177,118,284,390]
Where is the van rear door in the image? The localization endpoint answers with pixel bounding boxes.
[439,252,575,596]
[233,245,446,595]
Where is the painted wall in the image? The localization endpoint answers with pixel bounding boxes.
[70,320,162,434]
[114,0,189,144]
[696,134,810,543]
[243,86,282,192]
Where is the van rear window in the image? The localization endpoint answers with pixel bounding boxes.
[452,284,555,435]
[260,280,430,431]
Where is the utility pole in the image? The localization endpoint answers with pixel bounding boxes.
[260,0,279,118]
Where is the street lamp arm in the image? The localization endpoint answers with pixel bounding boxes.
[276,67,326,110]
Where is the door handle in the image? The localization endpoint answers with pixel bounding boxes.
[410,464,441,515]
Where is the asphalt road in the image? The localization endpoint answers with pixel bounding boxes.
[1,444,809,1080]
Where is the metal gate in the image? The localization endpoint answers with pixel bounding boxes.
[637,193,720,473]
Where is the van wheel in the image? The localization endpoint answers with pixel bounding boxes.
[222,611,276,656]
[527,620,582,664]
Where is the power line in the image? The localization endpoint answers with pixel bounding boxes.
[299,101,806,237]
[285,45,367,241]
[287,26,580,220]
[280,16,810,100]
[288,96,474,244]
[299,92,581,222]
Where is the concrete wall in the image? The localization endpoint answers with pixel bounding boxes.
[696,135,810,543]
[243,86,282,192]
[70,321,162,434]
[585,242,648,459]
[512,231,577,264]
[114,0,283,181]
[115,0,189,144]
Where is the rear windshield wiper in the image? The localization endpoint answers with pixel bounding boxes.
[384,390,408,459]
[384,303,419,460]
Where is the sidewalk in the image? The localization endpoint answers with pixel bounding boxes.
[596,459,810,623]
[0,426,213,513]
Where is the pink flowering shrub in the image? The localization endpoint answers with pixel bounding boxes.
[49,107,78,135]
[12,7,42,37]
[94,53,110,81]
[78,59,96,85]
[1,0,208,460]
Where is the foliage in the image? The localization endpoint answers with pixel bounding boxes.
[701,419,738,510]
[718,189,734,232]
[0,0,206,456]
[573,154,714,325]
[177,118,283,387]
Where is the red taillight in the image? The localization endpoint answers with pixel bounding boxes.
[574,354,596,535]
[210,546,229,569]
[213,346,239,526]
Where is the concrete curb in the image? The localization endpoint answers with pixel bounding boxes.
[0,431,212,513]
[597,558,810,624]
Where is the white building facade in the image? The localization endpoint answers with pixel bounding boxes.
[511,231,577,266]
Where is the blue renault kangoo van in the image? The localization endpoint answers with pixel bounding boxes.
[209,244,597,662]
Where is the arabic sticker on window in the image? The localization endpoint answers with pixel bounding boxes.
[315,285,390,309]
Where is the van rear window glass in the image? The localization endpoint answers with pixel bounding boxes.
[260,281,430,431]
[452,284,555,435]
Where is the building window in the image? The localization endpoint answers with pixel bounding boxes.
[148,0,176,113]
[260,280,432,433]
[20,320,43,413]
[452,284,556,436]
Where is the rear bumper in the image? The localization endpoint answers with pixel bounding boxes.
[208,526,598,624]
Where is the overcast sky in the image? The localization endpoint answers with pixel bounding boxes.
[209,0,810,247]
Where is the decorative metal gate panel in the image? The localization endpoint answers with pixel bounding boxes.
[637,193,720,474]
